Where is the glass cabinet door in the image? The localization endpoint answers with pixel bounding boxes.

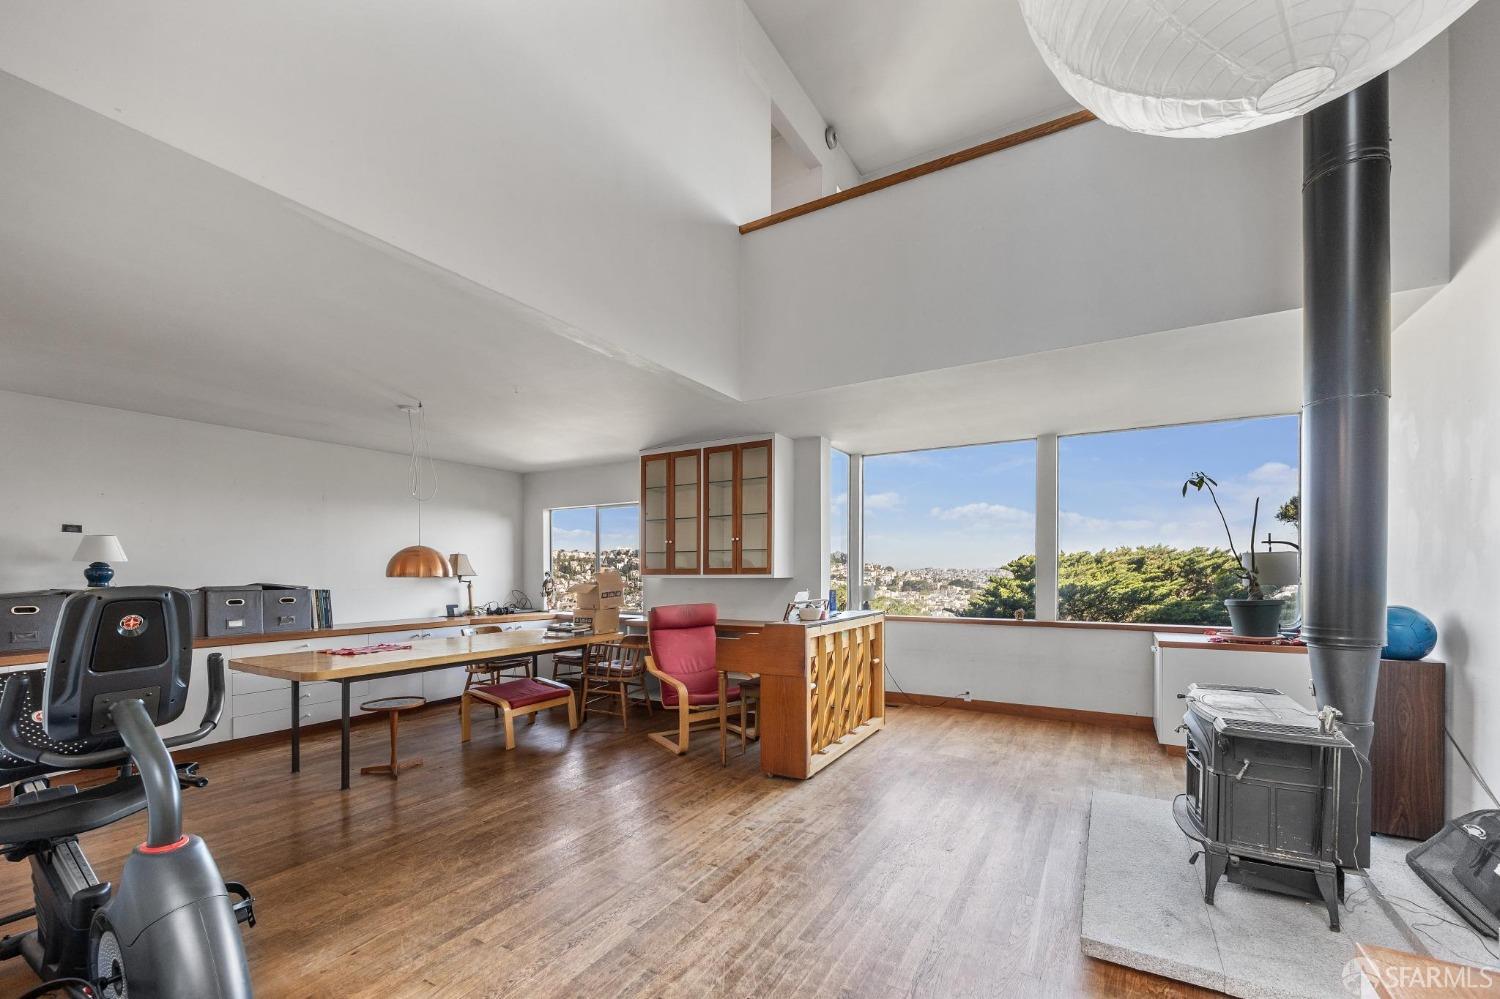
[704,445,736,573]
[641,454,670,574]
[737,441,772,573]
[670,451,700,573]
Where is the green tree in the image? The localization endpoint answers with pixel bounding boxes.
[960,546,1242,625]
[960,555,1036,619]
[1276,495,1299,527]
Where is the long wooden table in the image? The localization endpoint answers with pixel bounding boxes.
[230,630,619,788]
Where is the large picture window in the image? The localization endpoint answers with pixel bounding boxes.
[1057,415,1300,625]
[862,440,1036,618]
[547,503,642,609]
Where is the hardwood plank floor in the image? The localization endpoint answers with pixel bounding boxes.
[0,701,1221,998]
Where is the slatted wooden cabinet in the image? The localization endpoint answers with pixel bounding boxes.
[641,434,792,577]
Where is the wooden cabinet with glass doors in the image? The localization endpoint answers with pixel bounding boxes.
[703,439,773,575]
[641,450,700,575]
[642,436,785,577]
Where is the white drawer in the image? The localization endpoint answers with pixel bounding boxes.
[364,675,425,701]
[233,681,344,717]
[231,696,348,740]
[422,666,468,703]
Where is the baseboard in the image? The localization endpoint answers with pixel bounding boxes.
[884,690,1153,731]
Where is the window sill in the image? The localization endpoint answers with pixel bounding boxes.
[883,616,1216,636]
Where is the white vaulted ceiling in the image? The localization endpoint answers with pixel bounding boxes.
[745,0,1078,175]
[0,3,1459,472]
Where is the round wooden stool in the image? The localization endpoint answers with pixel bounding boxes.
[359,695,427,779]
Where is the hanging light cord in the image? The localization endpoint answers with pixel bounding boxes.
[405,403,438,544]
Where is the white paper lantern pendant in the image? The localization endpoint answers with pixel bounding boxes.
[1019,0,1480,138]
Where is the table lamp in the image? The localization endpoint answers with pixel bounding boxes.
[73,534,127,587]
[450,553,477,615]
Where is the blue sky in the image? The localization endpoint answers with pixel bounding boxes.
[851,415,1300,569]
[551,503,638,553]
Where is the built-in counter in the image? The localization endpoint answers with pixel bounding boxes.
[714,611,885,779]
[0,611,556,669]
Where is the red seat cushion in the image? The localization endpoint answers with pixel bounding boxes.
[662,683,740,707]
[473,678,571,709]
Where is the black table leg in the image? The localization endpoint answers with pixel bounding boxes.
[290,680,301,773]
[340,681,351,790]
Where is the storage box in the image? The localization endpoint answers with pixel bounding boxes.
[0,590,73,653]
[188,588,207,637]
[566,569,623,610]
[573,606,621,636]
[201,586,265,638]
[256,584,313,633]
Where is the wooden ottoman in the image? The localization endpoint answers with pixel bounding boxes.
[460,677,577,750]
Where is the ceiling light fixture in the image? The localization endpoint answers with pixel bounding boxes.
[1018,0,1479,138]
[386,402,452,578]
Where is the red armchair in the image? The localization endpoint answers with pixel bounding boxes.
[645,603,741,755]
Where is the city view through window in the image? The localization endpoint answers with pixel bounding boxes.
[841,417,1300,624]
[547,503,642,609]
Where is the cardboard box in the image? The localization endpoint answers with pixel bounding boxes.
[573,606,621,636]
[566,569,623,610]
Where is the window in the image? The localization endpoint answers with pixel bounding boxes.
[1057,415,1300,626]
[862,440,1036,618]
[830,448,850,610]
[547,503,642,609]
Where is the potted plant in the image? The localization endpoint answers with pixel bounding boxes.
[1182,471,1284,637]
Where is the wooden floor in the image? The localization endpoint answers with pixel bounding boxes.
[0,701,1220,998]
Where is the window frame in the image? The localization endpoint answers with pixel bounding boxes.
[546,501,641,608]
[859,435,1039,621]
[855,413,1301,627]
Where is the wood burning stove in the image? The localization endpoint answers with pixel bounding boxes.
[1174,683,1357,930]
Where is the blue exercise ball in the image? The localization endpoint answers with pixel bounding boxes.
[1382,606,1437,661]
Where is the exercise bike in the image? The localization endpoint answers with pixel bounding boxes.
[0,586,255,998]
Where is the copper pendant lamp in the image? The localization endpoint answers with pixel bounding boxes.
[386,402,453,578]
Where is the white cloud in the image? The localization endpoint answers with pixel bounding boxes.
[864,491,903,511]
[1058,511,1154,533]
[831,491,848,512]
[930,502,1032,526]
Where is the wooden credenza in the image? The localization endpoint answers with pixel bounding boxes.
[717,613,885,779]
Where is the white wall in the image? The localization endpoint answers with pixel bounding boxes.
[1388,4,1500,818]
[0,0,847,400]
[771,130,824,213]
[739,4,861,199]
[521,438,831,620]
[738,38,1450,400]
[886,621,1155,717]
[0,391,521,623]
[520,458,640,606]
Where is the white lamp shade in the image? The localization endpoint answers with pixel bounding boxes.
[449,553,477,577]
[1019,0,1478,137]
[73,534,128,563]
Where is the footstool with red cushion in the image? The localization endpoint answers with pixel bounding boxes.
[460,677,577,750]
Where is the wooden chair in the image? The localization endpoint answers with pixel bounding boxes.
[644,603,741,755]
[579,635,652,730]
[460,677,577,750]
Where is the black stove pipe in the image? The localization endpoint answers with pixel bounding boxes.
[1301,75,1390,869]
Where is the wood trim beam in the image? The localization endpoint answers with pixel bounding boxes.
[739,110,1097,234]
